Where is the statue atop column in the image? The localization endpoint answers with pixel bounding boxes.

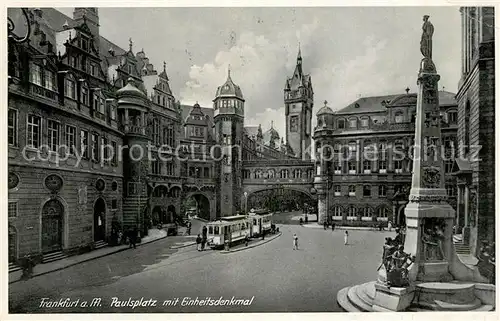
[420,15,434,59]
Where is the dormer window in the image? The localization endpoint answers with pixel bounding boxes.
[349,118,357,128]
[81,86,89,105]
[81,37,88,51]
[361,117,369,127]
[448,110,458,124]
[30,64,42,86]
[65,78,76,99]
[90,63,97,77]
[337,119,345,129]
[128,65,133,74]
[70,56,78,68]
[44,70,56,91]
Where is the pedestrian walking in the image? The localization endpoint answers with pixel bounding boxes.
[293,233,299,250]
[305,216,308,224]
[196,234,202,251]
[323,221,327,230]
[245,234,249,246]
[388,221,392,232]
[332,223,336,231]
[344,230,349,245]
[201,236,207,251]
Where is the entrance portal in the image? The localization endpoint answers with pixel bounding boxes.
[41,199,63,253]
[94,198,106,241]
[184,194,210,221]
[398,205,407,226]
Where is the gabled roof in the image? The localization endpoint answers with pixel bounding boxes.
[244,126,259,138]
[180,104,214,125]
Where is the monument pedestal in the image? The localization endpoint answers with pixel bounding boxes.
[372,282,415,312]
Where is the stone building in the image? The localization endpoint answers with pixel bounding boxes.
[7,7,296,264]
[454,7,495,256]
[313,91,459,226]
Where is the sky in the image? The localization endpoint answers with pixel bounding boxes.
[58,7,461,137]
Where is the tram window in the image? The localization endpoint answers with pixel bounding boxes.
[214,226,219,234]
[209,226,213,234]
[253,219,257,225]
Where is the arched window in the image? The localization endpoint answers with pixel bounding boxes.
[332,206,342,217]
[255,169,263,179]
[268,169,275,179]
[347,206,357,219]
[395,111,404,123]
[349,117,357,128]
[280,169,289,179]
[377,206,389,219]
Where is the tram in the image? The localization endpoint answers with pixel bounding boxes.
[248,209,273,237]
[206,215,251,249]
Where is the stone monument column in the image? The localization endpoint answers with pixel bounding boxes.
[404,15,455,283]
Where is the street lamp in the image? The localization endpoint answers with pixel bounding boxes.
[244,192,248,215]
[8,8,31,44]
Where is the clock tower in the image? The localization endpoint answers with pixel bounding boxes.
[284,47,314,160]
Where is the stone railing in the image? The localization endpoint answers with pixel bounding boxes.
[30,83,58,101]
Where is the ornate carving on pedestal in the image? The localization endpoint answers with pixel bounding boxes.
[420,218,446,261]
[409,194,447,203]
[422,166,441,188]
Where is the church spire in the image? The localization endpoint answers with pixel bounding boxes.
[297,42,302,65]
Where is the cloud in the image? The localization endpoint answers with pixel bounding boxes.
[179,20,321,137]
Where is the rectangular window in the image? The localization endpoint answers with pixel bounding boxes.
[110,103,116,120]
[91,133,99,162]
[47,120,60,152]
[151,160,160,175]
[349,119,357,128]
[81,130,89,159]
[111,141,118,165]
[363,161,372,173]
[44,70,55,90]
[27,115,42,148]
[379,185,387,197]
[363,186,371,197]
[379,161,387,174]
[30,64,42,86]
[81,38,88,51]
[166,162,174,176]
[394,160,403,173]
[70,56,78,68]
[334,185,341,196]
[448,111,458,124]
[112,199,118,210]
[349,185,356,197]
[65,125,76,155]
[204,167,210,178]
[91,63,97,76]
[8,109,18,146]
[445,160,454,173]
[334,163,342,175]
[361,118,369,127]
[93,94,100,111]
[81,87,89,105]
[102,137,109,164]
[349,162,357,174]
[290,115,299,132]
[8,201,17,218]
[65,79,76,99]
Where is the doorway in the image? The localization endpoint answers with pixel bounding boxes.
[94,198,106,241]
[41,199,63,253]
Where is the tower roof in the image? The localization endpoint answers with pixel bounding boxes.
[116,77,146,98]
[317,100,334,116]
[215,67,244,99]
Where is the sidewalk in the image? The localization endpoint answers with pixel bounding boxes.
[221,232,282,254]
[301,224,387,231]
[9,228,167,284]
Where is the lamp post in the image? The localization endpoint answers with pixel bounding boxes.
[8,8,31,44]
[244,192,248,215]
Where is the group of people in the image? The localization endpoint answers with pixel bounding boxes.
[195,225,208,251]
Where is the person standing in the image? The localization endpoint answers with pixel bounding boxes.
[344,230,349,245]
[196,234,202,251]
[332,222,336,232]
[293,233,299,250]
[388,221,393,232]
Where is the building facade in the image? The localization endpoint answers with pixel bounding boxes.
[7,7,299,263]
[455,7,495,256]
[313,91,459,226]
